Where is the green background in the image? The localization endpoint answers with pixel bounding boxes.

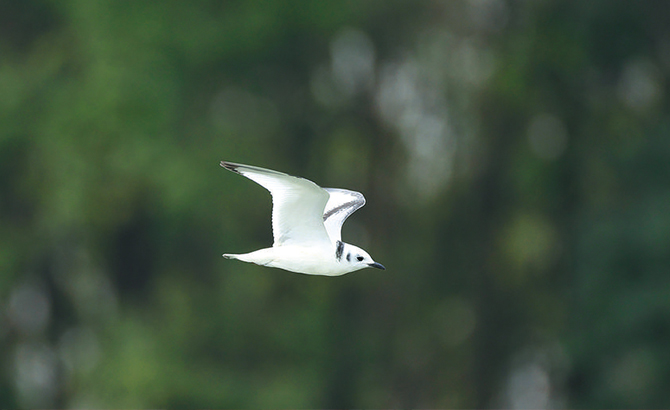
[2,0,670,407]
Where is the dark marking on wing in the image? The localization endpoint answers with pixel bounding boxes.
[335,240,344,261]
[323,200,359,221]
[220,161,241,173]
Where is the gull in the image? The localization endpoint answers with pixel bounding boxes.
[220,161,385,276]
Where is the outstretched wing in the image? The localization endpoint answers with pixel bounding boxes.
[322,188,366,243]
[221,161,331,247]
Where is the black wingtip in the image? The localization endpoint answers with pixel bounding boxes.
[220,161,240,173]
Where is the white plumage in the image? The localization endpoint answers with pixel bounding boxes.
[221,161,385,276]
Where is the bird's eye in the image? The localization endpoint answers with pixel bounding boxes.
[357,256,364,262]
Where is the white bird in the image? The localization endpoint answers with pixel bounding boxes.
[220,161,385,276]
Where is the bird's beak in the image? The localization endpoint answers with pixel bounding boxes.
[369,262,386,270]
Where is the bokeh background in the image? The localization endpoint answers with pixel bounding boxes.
[2,0,670,408]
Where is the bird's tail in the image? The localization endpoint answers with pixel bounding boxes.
[222,249,274,266]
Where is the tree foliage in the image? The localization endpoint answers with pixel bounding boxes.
[1,0,669,407]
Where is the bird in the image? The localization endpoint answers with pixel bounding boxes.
[220,161,385,276]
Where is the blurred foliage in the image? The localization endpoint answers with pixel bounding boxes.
[2,0,670,408]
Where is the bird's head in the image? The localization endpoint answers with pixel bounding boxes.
[338,242,385,272]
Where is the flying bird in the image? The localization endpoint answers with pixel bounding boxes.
[220,161,385,276]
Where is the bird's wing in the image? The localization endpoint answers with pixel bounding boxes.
[221,161,331,247]
[322,188,366,243]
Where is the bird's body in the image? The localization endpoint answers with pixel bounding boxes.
[220,161,385,276]
[227,244,350,276]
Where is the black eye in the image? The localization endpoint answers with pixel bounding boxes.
[357,256,364,262]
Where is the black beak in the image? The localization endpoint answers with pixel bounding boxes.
[369,262,386,270]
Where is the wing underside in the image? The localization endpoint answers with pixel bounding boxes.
[221,161,331,247]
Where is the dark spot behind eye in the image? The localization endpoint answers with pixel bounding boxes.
[357,256,364,262]
[346,253,351,262]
